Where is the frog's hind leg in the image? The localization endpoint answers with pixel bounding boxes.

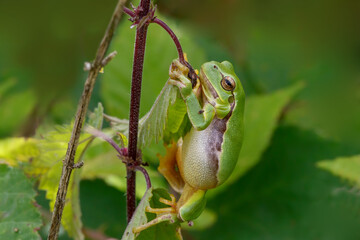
[158,141,185,193]
[132,194,179,236]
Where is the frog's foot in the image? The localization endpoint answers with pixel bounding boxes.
[132,194,178,234]
[146,194,177,214]
[168,59,193,98]
[169,59,189,79]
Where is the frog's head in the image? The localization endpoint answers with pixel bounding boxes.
[199,61,244,118]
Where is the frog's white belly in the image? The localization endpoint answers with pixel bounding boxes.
[180,118,226,190]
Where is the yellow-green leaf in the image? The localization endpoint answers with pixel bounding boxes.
[0,138,39,167]
[317,155,360,188]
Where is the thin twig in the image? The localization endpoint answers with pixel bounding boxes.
[47,0,128,239]
[135,166,152,190]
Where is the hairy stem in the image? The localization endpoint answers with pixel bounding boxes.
[123,7,184,64]
[47,1,128,239]
[126,0,152,223]
[125,0,197,223]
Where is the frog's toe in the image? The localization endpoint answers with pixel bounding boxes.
[169,70,181,79]
[145,194,177,215]
[132,213,177,234]
[171,59,189,75]
[168,79,186,89]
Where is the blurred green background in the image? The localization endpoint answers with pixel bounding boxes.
[1,0,359,143]
[1,0,360,239]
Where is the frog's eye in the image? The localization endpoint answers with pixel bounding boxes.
[221,76,236,91]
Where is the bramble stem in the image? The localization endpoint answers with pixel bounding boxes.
[127,0,152,223]
[47,1,128,239]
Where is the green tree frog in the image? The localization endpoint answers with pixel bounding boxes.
[134,59,245,235]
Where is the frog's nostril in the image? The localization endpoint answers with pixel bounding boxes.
[228,96,234,103]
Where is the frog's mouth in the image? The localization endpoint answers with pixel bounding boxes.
[199,69,219,104]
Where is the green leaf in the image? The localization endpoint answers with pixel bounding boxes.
[137,82,178,148]
[214,82,304,193]
[136,188,180,240]
[317,155,360,188]
[0,165,42,240]
[122,187,153,240]
[163,94,191,145]
[88,102,104,130]
[190,126,360,240]
[31,124,91,240]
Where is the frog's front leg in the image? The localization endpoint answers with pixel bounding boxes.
[169,60,215,130]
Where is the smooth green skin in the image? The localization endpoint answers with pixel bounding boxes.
[169,60,245,221]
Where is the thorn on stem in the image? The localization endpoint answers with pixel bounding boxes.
[101,51,118,66]
[73,161,84,169]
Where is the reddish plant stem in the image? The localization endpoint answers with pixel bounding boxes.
[123,7,184,64]
[127,0,151,223]
[123,6,197,82]
[152,18,185,64]
[123,6,135,17]
[152,18,198,82]
[135,166,152,190]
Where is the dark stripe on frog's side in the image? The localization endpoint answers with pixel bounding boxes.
[206,105,233,187]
